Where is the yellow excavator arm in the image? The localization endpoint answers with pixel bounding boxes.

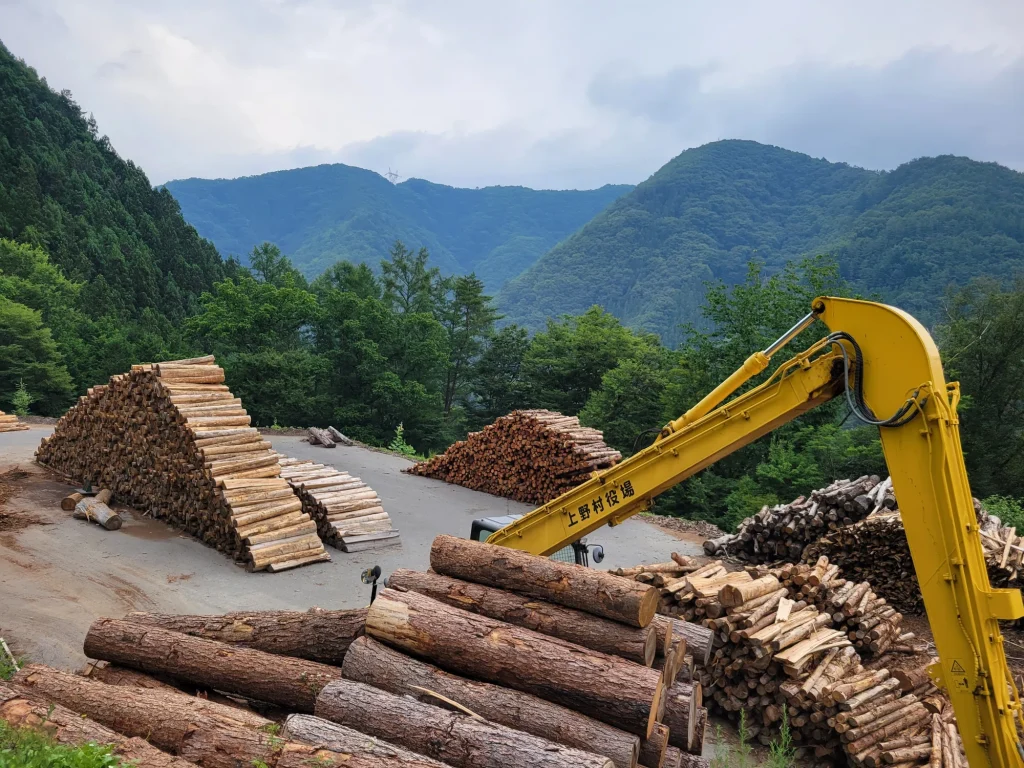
[487,296,1024,767]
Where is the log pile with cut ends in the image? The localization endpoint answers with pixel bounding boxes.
[35,356,329,572]
[804,492,1024,615]
[703,476,891,563]
[276,455,399,552]
[4,538,711,768]
[405,409,622,504]
[0,409,29,432]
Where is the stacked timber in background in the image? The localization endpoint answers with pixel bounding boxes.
[276,455,399,552]
[0,409,29,432]
[703,476,892,563]
[405,409,622,504]
[35,356,328,572]
[6,535,711,768]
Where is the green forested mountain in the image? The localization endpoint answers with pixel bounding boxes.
[165,168,631,290]
[0,40,228,410]
[498,140,1024,343]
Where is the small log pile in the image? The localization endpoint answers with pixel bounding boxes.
[405,409,622,504]
[277,455,399,552]
[307,427,336,448]
[35,356,329,572]
[0,409,29,432]
[703,476,892,563]
[71,488,123,531]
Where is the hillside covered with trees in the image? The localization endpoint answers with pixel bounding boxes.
[165,167,631,291]
[499,140,1024,344]
[0,40,230,409]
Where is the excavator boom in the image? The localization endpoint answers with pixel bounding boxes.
[488,296,1024,766]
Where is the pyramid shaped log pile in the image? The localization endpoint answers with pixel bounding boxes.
[405,409,622,504]
[35,356,329,572]
[0,408,30,432]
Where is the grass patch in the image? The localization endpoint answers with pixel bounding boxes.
[710,710,796,768]
[0,650,25,682]
[0,720,124,767]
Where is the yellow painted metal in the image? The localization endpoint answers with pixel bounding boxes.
[817,297,1024,768]
[488,295,1024,766]
[486,341,845,555]
[662,350,770,436]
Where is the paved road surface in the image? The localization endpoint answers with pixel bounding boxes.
[0,427,696,669]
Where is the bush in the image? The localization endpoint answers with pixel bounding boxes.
[11,380,34,417]
[982,495,1024,530]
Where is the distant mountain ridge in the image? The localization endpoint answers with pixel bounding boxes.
[165,166,631,290]
[498,140,1024,342]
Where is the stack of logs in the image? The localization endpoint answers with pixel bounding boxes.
[703,476,893,563]
[762,558,912,658]
[612,554,959,764]
[3,536,712,768]
[0,408,29,432]
[35,356,329,572]
[405,410,622,504]
[308,426,354,448]
[277,455,399,552]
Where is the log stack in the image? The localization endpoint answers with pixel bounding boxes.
[276,455,399,552]
[0,408,29,432]
[2,540,711,768]
[703,476,891,563]
[405,409,622,504]
[35,356,329,572]
[307,427,337,448]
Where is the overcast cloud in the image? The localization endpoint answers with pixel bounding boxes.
[2,0,1022,187]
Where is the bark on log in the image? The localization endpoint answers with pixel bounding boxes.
[677,755,709,768]
[342,635,640,768]
[283,714,446,768]
[61,492,83,511]
[83,618,343,711]
[367,588,665,737]
[73,496,122,530]
[122,607,366,666]
[316,678,615,768]
[651,616,713,667]
[430,534,658,627]
[387,568,656,665]
[79,660,179,690]
[663,681,700,753]
[11,665,414,768]
[0,682,195,768]
[640,723,669,768]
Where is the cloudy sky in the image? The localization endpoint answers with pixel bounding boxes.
[3,0,1023,188]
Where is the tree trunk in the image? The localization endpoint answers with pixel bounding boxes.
[73,497,122,530]
[0,682,195,768]
[83,618,343,711]
[639,723,669,768]
[387,568,655,665]
[11,665,416,768]
[284,714,446,768]
[342,635,640,768]
[316,678,614,768]
[429,534,658,627]
[651,616,713,667]
[79,660,179,690]
[366,588,665,737]
[122,607,366,666]
[662,681,700,753]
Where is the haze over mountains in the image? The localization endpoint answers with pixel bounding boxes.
[165,169,631,292]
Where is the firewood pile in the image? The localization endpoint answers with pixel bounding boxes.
[0,409,29,432]
[611,554,962,764]
[703,476,893,563]
[405,409,622,504]
[35,356,329,572]
[276,455,399,552]
[761,558,913,658]
[4,536,713,768]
